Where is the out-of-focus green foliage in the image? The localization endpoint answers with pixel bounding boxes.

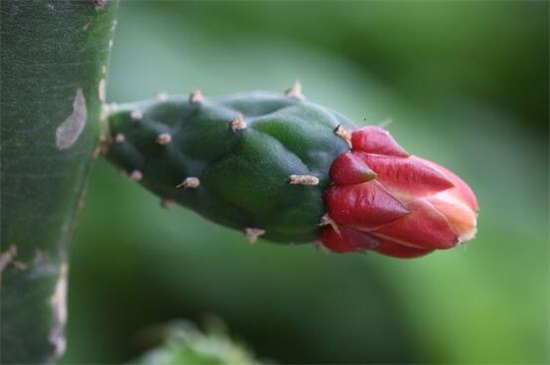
[134,321,259,365]
[62,2,548,364]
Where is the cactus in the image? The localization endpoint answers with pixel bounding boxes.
[1,1,118,363]
[1,1,482,362]
[105,83,478,256]
[105,84,353,243]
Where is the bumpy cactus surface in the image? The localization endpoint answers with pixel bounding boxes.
[106,84,351,243]
[106,83,478,258]
[1,1,119,363]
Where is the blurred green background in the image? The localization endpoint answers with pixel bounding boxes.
[62,1,548,364]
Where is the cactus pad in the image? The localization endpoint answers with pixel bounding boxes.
[106,86,354,243]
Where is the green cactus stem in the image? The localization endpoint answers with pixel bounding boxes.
[1,1,118,363]
[105,83,354,243]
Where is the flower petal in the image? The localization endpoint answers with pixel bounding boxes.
[428,191,477,243]
[330,152,377,185]
[373,237,434,258]
[326,181,409,230]
[372,199,458,249]
[351,126,409,157]
[319,226,380,253]
[357,154,455,198]
[422,159,479,212]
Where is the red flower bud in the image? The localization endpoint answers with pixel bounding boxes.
[321,126,478,258]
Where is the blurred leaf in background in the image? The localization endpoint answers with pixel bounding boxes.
[134,320,259,365]
[62,1,548,364]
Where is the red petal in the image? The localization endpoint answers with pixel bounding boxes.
[373,238,434,258]
[372,199,458,249]
[428,191,477,243]
[357,154,455,198]
[319,226,380,253]
[330,152,377,185]
[422,159,479,212]
[326,181,409,230]
[351,126,409,157]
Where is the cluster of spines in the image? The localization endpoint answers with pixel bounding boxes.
[103,82,353,244]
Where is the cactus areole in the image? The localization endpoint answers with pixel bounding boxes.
[106,84,478,258]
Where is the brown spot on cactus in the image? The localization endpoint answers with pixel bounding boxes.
[189,89,203,103]
[0,244,18,272]
[244,228,266,243]
[129,170,143,181]
[284,80,304,100]
[177,177,200,189]
[12,260,28,271]
[49,263,68,359]
[130,109,143,121]
[288,174,319,185]
[319,213,340,232]
[98,78,106,102]
[334,124,352,147]
[0,245,28,272]
[114,133,125,144]
[55,88,87,150]
[229,114,247,131]
[156,133,172,145]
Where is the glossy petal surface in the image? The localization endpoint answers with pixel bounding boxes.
[326,181,409,230]
[373,199,458,249]
[321,125,478,258]
[423,159,479,212]
[357,153,455,198]
[330,152,377,185]
[373,237,434,258]
[351,126,409,157]
[319,226,380,253]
